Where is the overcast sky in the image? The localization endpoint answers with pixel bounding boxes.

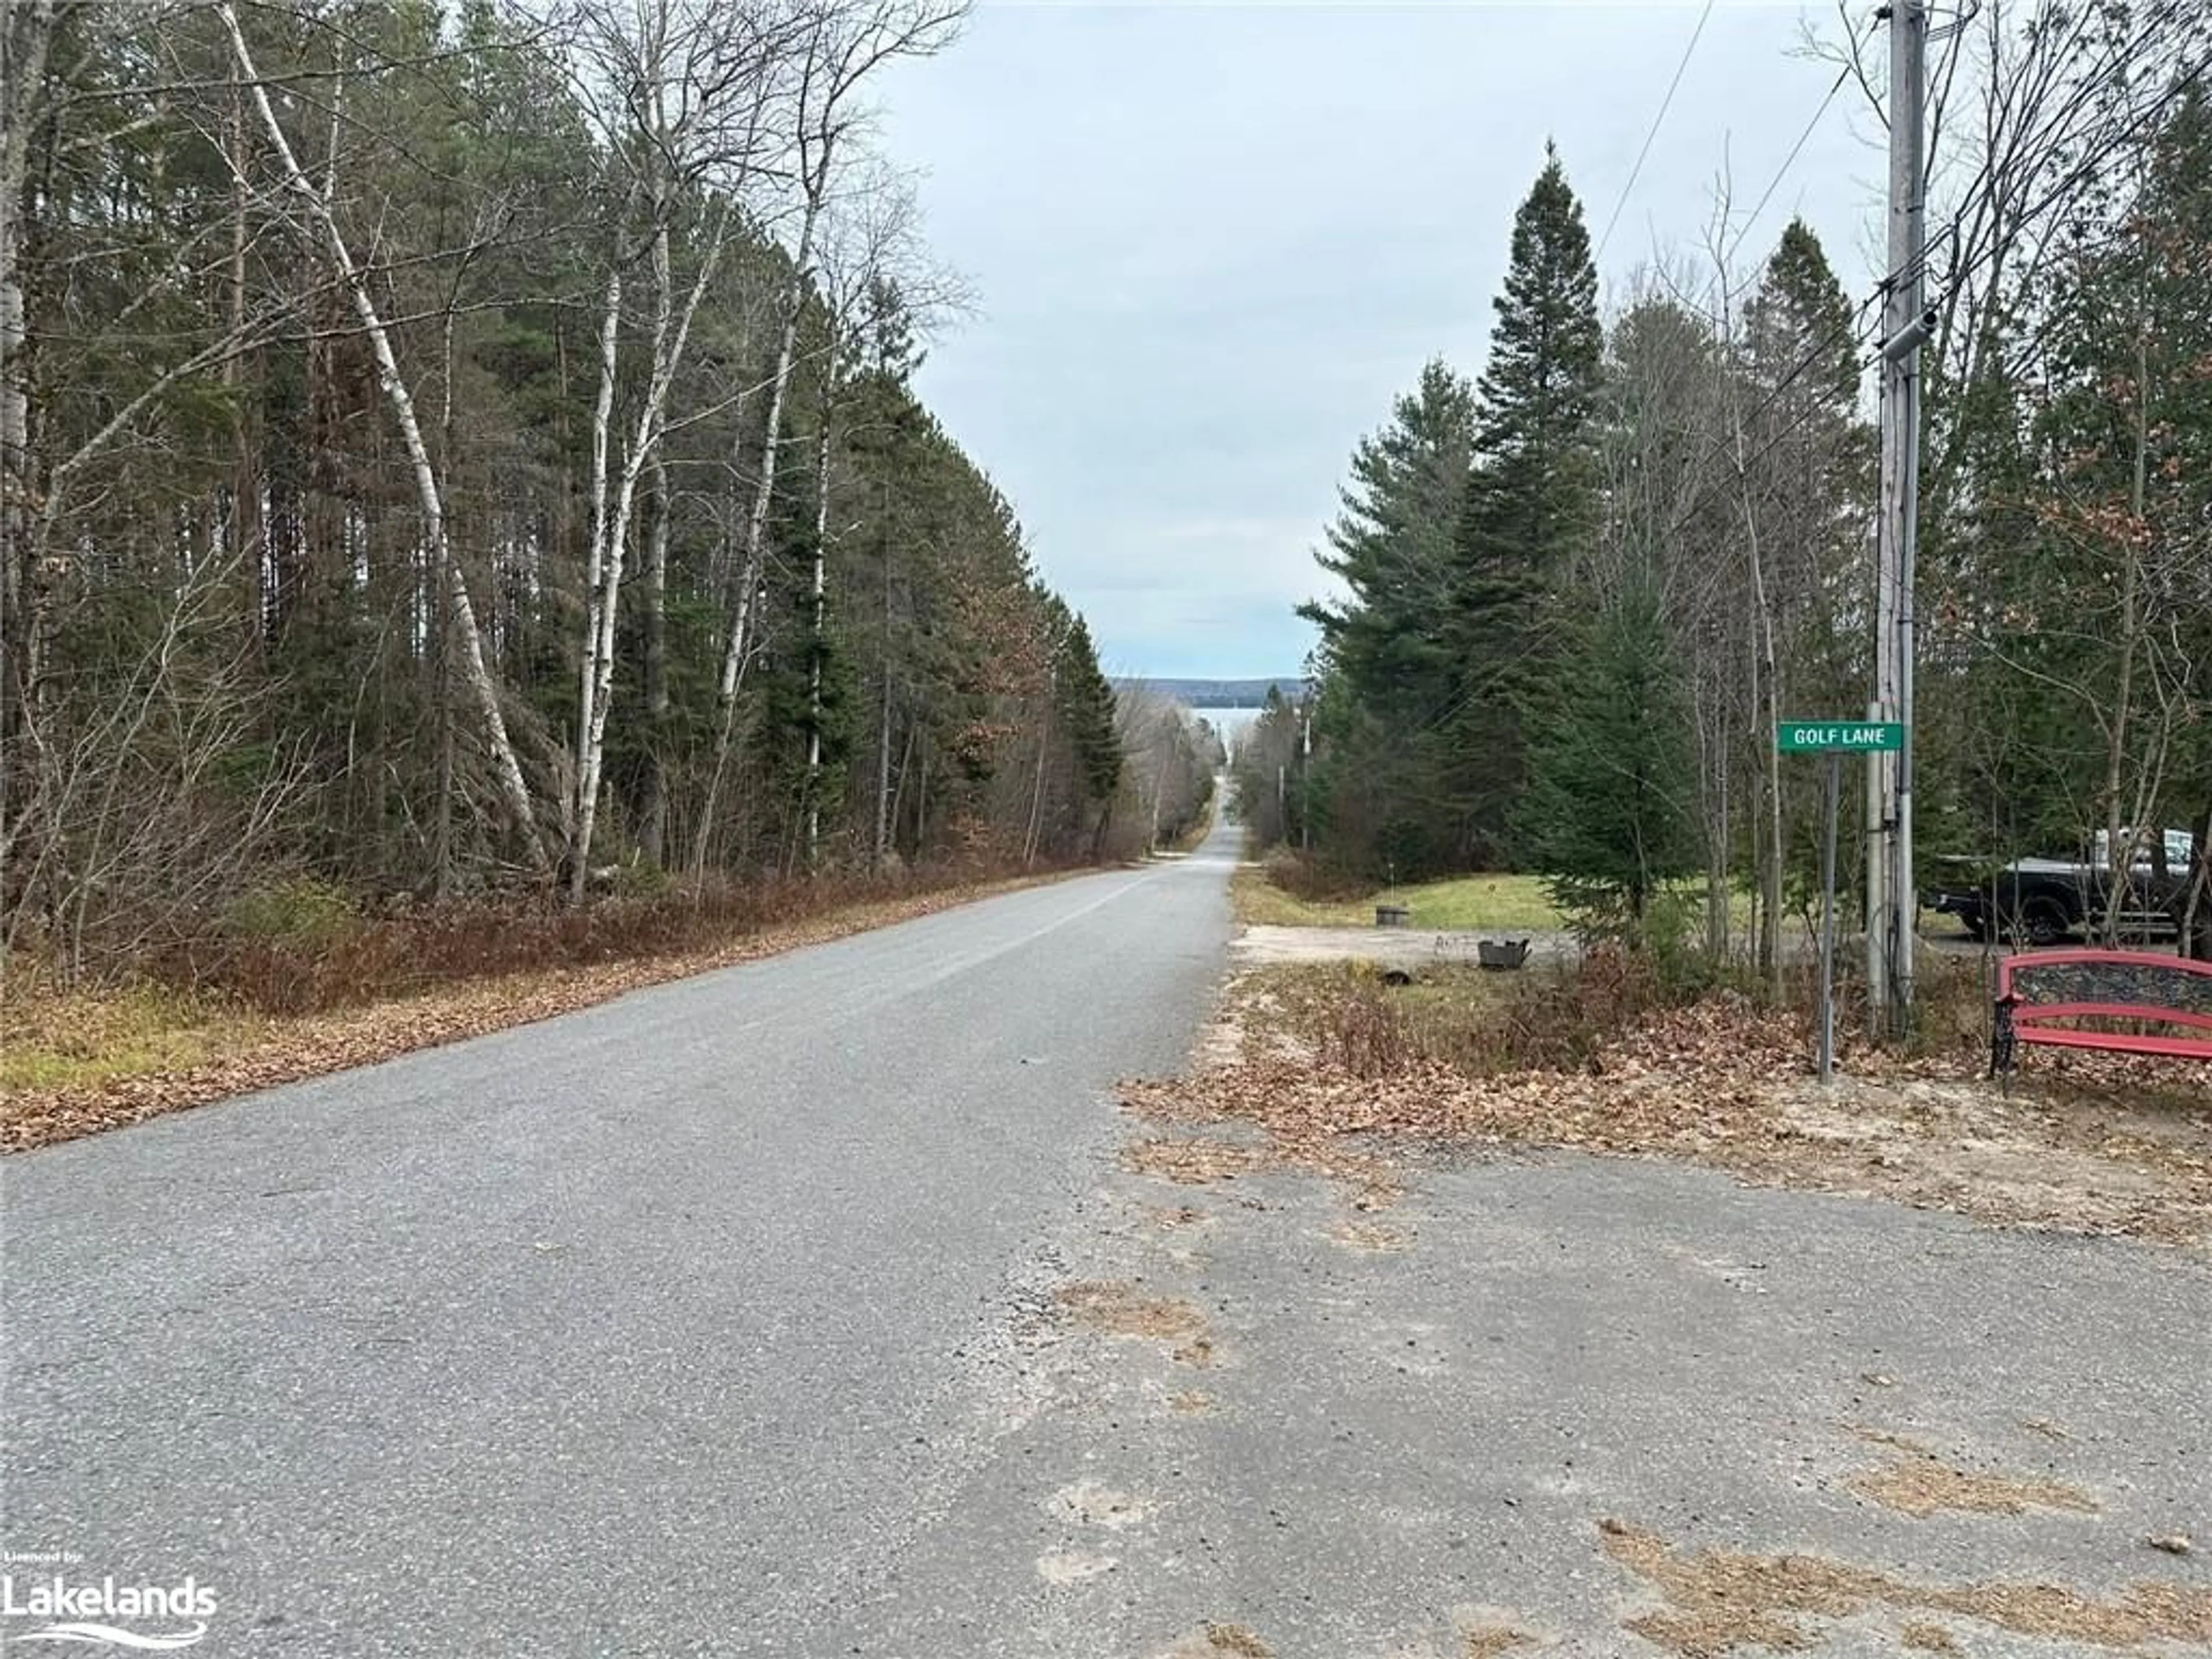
[873,0,1887,681]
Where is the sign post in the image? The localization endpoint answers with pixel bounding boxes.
[1817,752,1839,1081]
[1777,721,1906,1082]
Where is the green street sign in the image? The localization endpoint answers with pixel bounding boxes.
[1776,721,1905,754]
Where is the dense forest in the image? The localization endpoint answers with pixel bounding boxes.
[1,0,1220,982]
[1239,4,2212,963]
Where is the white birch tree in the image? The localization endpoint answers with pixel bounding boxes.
[700,0,966,862]
[564,0,786,899]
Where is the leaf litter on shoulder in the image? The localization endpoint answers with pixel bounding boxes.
[1899,1623,1961,1654]
[1120,962,2212,1244]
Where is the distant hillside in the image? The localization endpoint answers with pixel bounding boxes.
[1115,676,1310,709]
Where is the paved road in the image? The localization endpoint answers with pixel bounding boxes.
[1,824,1238,1655]
[896,1147,2209,1658]
[8,816,2209,1658]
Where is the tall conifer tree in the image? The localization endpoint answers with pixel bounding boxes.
[1445,143,1604,863]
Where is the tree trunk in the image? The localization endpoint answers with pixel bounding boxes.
[638,453,670,866]
[1024,663,1054,867]
[572,262,622,867]
[872,556,895,875]
[228,78,262,648]
[1705,702,1732,960]
[572,200,733,901]
[706,135,831,839]
[2097,319,2148,948]
[0,0,55,935]
[434,298,461,898]
[2186,808,2211,962]
[806,409,831,869]
[1746,521,1785,986]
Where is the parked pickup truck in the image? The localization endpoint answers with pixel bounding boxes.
[1925,828,2198,946]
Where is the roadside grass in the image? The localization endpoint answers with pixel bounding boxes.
[1255,948,2001,1080]
[1231,862,1565,930]
[1256,950,1711,1077]
[1233,856,1759,935]
[1,983,263,1094]
[2,868,1088,1152]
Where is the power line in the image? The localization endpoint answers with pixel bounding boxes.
[1722,39,1862,270]
[1595,0,1715,263]
[1378,30,2210,747]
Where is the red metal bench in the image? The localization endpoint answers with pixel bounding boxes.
[1990,948,2212,1079]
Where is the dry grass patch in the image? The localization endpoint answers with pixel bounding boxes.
[1197,1624,1271,1657]
[0,983,263,1095]
[1599,1517,2212,1655]
[1462,1625,1536,1657]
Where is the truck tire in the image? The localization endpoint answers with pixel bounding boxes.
[2003,895,2070,948]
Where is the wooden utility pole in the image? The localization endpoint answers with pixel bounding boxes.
[1872,0,1930,1032]
[1299,707,1311,855]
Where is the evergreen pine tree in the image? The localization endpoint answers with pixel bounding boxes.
[1056,617,1123,810]
[1513,579,1700,940]
[1445,143,1604,865]
[1298,358,1476,876]
[1300,357,1474,728]
[1745,218,1859,408]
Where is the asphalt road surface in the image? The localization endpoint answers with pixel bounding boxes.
[6,816,2207,1658]
[3,826,1235,1656]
